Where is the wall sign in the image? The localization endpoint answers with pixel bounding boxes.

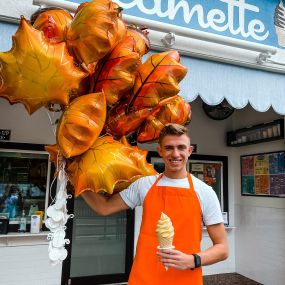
[0,130,11,141]
[70,0,285,48]
[241,151,285,197]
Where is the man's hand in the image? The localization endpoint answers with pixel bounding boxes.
[157,249,194,270]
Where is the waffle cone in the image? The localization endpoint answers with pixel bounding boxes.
[158,236,173,249]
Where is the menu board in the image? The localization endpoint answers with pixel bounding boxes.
[241,151,285,197]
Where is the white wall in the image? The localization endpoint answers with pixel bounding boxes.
[0,234,61,285]
[0,100,61,285]
[0,100,59,145]
[231,106,285,285]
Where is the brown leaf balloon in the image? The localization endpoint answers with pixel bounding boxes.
[31,8,73,43]
[104,101,153,138]
[67,136,157,196]
[105,96,175,138]
[127,25,150,57]
[56,92,106,158]
[137,95,192,143]
[66,0,126,65]
[127,50,187,113]
[94,36,140,105]
[0,17,87,114]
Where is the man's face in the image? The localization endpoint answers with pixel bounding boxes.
[157,134,192,178]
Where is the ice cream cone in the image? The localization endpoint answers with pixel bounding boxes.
[275,26,285,47]
[274,1,285,47]
[156,212,175,270]
[157,236,173,249]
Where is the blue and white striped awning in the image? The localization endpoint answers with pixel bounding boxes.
[179,56,285,115]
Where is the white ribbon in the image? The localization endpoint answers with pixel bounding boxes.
[45,159,73,265]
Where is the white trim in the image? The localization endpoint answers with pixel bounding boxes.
[33,0,78,11]
[124,14,277,55]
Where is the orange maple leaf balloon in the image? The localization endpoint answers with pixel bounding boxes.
[66,0,126,65]
[0,17,87,114]
[31,8,73,43]
[137,95,191,143]
[93,36,140,105]
[67,135,157,196]
[127,25,150,57]
[127,50,187,113]
[56,92,106,158]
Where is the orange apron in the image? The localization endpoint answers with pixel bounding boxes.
[128,173,203,285]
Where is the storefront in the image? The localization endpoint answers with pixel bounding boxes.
[0,1,285,285]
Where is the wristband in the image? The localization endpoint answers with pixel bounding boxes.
[190,254,201,270]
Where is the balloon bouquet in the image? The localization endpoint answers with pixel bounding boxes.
[0,0,191,264]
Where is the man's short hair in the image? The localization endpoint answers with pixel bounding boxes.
[158,123,190,145]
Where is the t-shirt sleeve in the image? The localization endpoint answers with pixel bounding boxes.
[202,185,224,226]
[119,178,143,209]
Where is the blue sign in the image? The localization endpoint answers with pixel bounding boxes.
[69,0,285,48]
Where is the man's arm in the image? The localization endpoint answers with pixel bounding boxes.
[157,223,228,270]
[81,191,130,216]
[198,223,229,265]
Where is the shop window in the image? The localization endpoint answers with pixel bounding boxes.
[0,142,54,231]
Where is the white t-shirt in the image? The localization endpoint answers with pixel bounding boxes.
[119,174,224,226]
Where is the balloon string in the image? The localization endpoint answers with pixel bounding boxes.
[46,110,57,137]
[49,152,68,204]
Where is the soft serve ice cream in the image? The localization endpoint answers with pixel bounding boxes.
[274,0,285,47]
[156,212,174,249]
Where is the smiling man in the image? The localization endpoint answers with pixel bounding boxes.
[82,123,228,285]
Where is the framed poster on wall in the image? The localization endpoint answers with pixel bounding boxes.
[241,151,285,197]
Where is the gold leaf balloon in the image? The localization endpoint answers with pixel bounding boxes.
[67,136,157,196]
[0,17,87,114]
[56,92,106,158]
[66,0,125,65]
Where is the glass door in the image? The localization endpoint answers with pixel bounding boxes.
[62,196,134,285]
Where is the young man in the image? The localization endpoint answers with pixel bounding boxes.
[82,123,228,284]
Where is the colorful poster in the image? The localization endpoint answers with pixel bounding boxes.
[241,151,285,197]
[241,156,254,176]
[269,152,285,174]
[255,175,269,195]
[270,174,285,196]
[241,176,255,194]
[254,154,269,175]
[189,162,222,201]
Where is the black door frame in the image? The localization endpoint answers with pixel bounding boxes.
[61,194,135,285]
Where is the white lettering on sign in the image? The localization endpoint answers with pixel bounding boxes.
[115,0,269,41]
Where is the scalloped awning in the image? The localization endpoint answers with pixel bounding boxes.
[179,56,285,115]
